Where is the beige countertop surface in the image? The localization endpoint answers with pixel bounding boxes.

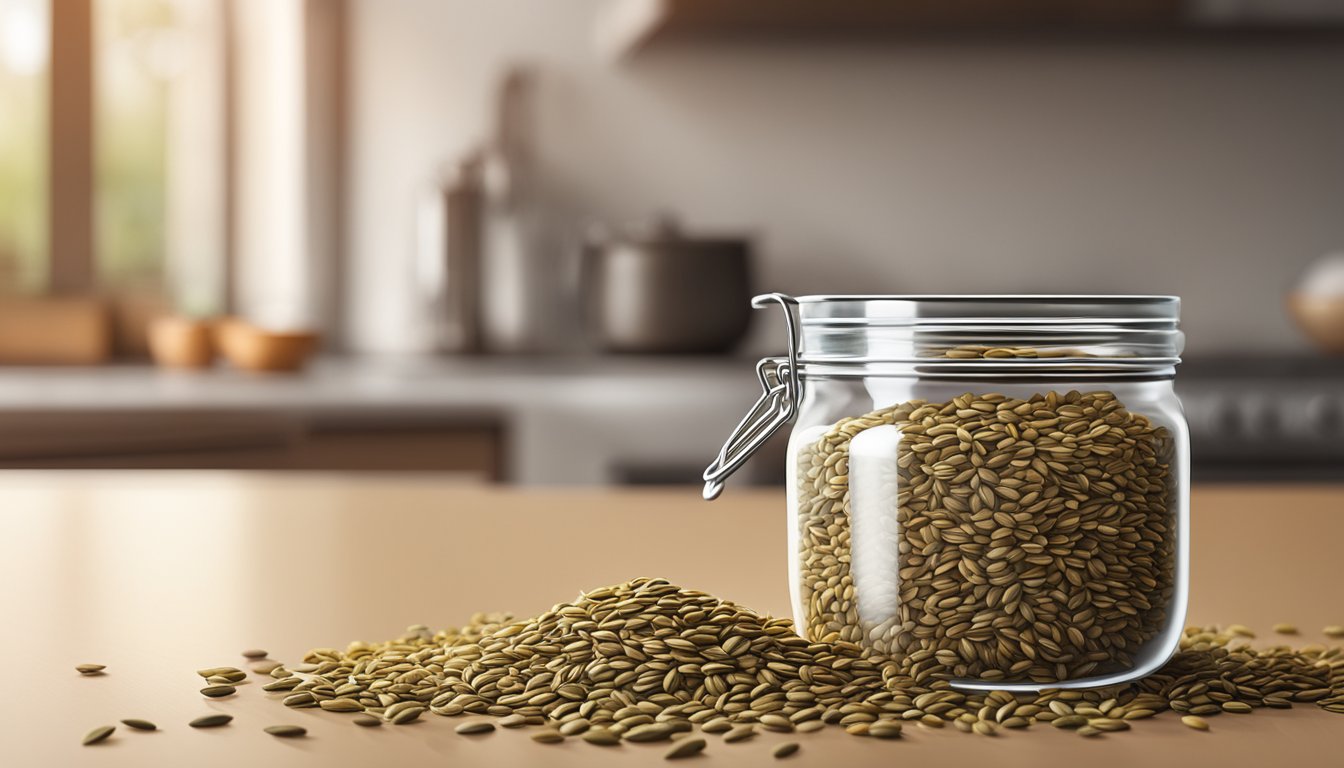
[2,473,1342,767]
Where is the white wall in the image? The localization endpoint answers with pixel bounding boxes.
[346,0,1344,355]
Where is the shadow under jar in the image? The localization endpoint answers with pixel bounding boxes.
[703,294,1189,691]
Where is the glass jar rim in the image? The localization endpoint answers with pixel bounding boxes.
[790,294,1183,371]
[795,294,1180,326]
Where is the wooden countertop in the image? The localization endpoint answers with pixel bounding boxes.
[3,474,1342,767]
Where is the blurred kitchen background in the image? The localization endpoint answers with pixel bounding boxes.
[0,0,1343,484]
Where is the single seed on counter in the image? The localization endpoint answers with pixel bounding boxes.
[1226,624,1256,638]
[558,720,590,736]
[1273,623,1298,635]
[282,692,316,708]
[455,721,495,735]
[120,719,156,731]
[723,725,756,742]
[82,726,115,746]
[263,677,301,692]
[200,685,236,698]
[1324,625,1344,638]
[868,721,902,739]
[76,664,106,676]
[665,738,707,760]
[701,718,732,734]
[1077,726,1103,738]
[773,742,800,759]
[353,714,382,727]
[264,725,306,738]
[390,707,425,725]
[844,722,869,737]
[583,728,620,746]
[625,724,675,742]
[242,649,268,659]
[532,730,565,744]
[1181,716,1210,731]
[189,714,233,728]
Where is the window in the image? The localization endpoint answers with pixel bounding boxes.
[95,0,226,312]
[0,0,48,293]
[0,0,337,349]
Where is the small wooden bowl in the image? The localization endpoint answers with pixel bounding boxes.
[1287,294,1344,355]
[215,318,318,373]
[148,316,216,369]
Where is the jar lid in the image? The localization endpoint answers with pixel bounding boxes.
[796,295,1179,325]
[793,295,1183,368]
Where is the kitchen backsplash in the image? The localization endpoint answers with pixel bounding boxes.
[344,0,1344,357]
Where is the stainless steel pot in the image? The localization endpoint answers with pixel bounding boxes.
[583,218,752,354]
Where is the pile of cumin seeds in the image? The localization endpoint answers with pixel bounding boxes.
[796,390,1177,683]
[265,578,1343,746]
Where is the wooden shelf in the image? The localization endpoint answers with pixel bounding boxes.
[594,0,1344,61]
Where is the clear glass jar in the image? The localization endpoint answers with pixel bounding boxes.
[704,294,1189,691]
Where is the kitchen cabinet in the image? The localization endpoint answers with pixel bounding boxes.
[3,475,1342,766]
[0,411,503,478]
[596,0,1344,60]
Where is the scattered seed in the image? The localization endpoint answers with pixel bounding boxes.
[82,726,114,746]
[665,737,706,760]
[558,720,590,736]
[532,729,565,743]
[869,721,903,739]
[1324,626,1344,638]
[189,714,233,728]
[701,718,732,734]
[456,721,495,735]
[251,661,282,675]
[255,579,1344,747]
[242,649,268,659]
[772,742,800,759]
[264,725,306,738]
[262,677,301,692]
[1274,624,1298,635]
[353,714,382,727]
[120,719,156,731]
[723,725,756,742]
[1077,726,1103,738]
[200,685,236,698]
[390,706,425,725]
[1181,716,1209,731]
[76,664,106,676]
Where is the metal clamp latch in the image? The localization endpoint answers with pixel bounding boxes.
[702,293,800,500]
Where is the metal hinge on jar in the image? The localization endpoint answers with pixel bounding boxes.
[701,293,800,500]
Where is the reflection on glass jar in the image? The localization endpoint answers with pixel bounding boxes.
[706,295,1189,691]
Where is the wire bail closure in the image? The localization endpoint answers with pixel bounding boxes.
[701,293,801,500]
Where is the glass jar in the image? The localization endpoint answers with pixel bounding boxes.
[703,294,1189,691]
